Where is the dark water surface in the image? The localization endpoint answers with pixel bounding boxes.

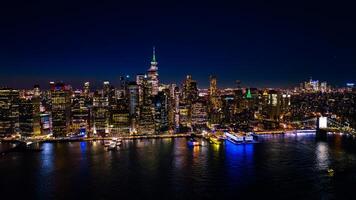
[1,134,356,200]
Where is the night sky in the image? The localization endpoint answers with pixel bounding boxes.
[0,0,355,89]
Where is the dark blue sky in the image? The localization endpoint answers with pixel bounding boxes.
[0,0,355,89]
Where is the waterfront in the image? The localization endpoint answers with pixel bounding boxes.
[1,134,356,199]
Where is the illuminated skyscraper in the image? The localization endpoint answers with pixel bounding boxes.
[180,75,198,129]
[92,91,110,136]
[136,74,146,106]
[208,75,222,124]
[147,47,159,96]
[19,87,41,136]
[83,82,90,96]
[182,75,198,105]
[153,91,169,133]
[110,99,130,136]
[71,90,90,135]
[191,97,208,128]
[51,82,71,137]
[209,75,218,97]
[0,88,19,136]
[138,77,155,135]
[128,82,139,116]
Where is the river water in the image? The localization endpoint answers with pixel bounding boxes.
[1,133,356,199]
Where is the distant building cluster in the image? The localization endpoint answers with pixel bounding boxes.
[0,49,355,137]
[298,78,330,93]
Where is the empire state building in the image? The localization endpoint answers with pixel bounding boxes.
[147,47,159,96]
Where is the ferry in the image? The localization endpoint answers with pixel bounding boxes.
[225,132,244,143]
[225,132,257,144]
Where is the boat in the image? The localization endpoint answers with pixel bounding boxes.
[225,132,257,144]
[225,132,244,143]
[244,132,254,142]
[25,141,33,146]
[107,141,117,150]
[208,135,220,144]
[187,138,200,146]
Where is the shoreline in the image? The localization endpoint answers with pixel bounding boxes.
[0,133,198,143]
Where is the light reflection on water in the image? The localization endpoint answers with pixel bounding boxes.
[316,142,330,170]
[224,140,255,182]
[1,134,356,199]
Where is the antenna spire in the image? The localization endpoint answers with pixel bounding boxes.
[152,46,156,62]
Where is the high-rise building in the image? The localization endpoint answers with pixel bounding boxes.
[147,47,159,96]
[179,75,198,129]
[182,75,198,105]
[191,97,208,128]
[103,81,116,105]
[136,74,146,107]
[110,99,130,136]
[83,82,90,97]
[209,75,222,124]
[0,89,19,136]
[128,82,139,116]
[178,103,190,130]
[153,91,169,133]
[51,82,71,137]
[92,91,110,136]
[40,113,51,135]
[19,95,41,136]
[71,90,90,135]
[138,77,155,135]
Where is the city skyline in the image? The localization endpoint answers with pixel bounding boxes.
[1,2,356,199]
[0,45,353,90]
[1,1,356,88]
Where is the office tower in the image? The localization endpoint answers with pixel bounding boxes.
[19,93,41,136]
[170,85,181,131]
[102,81,115,105]
[138,77,155,135]
[136,74,146,106]
[0,88,19,136]
[320,82,328,93]
[49,81,55,91]
[117,76,129,100]
[92,91,110,136]
[110,99,130,136]
[147,47,159,96]
[182,75,198,104]
[128,82,139,116]
[83,82,90,96]
[266,90,281,122]
[209,75,222,124]
[40,113,51,135]
[179,75,198,130]
[221,95,235,124]
[178,103,190,130]
[103,81,110,96]
[209,75,218,97]
[33,84,41,97]
[71,90,90,135]
[280,93,291,120]
[153,91,169,133]
[51,82,71,137]
[191,97,208,128]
